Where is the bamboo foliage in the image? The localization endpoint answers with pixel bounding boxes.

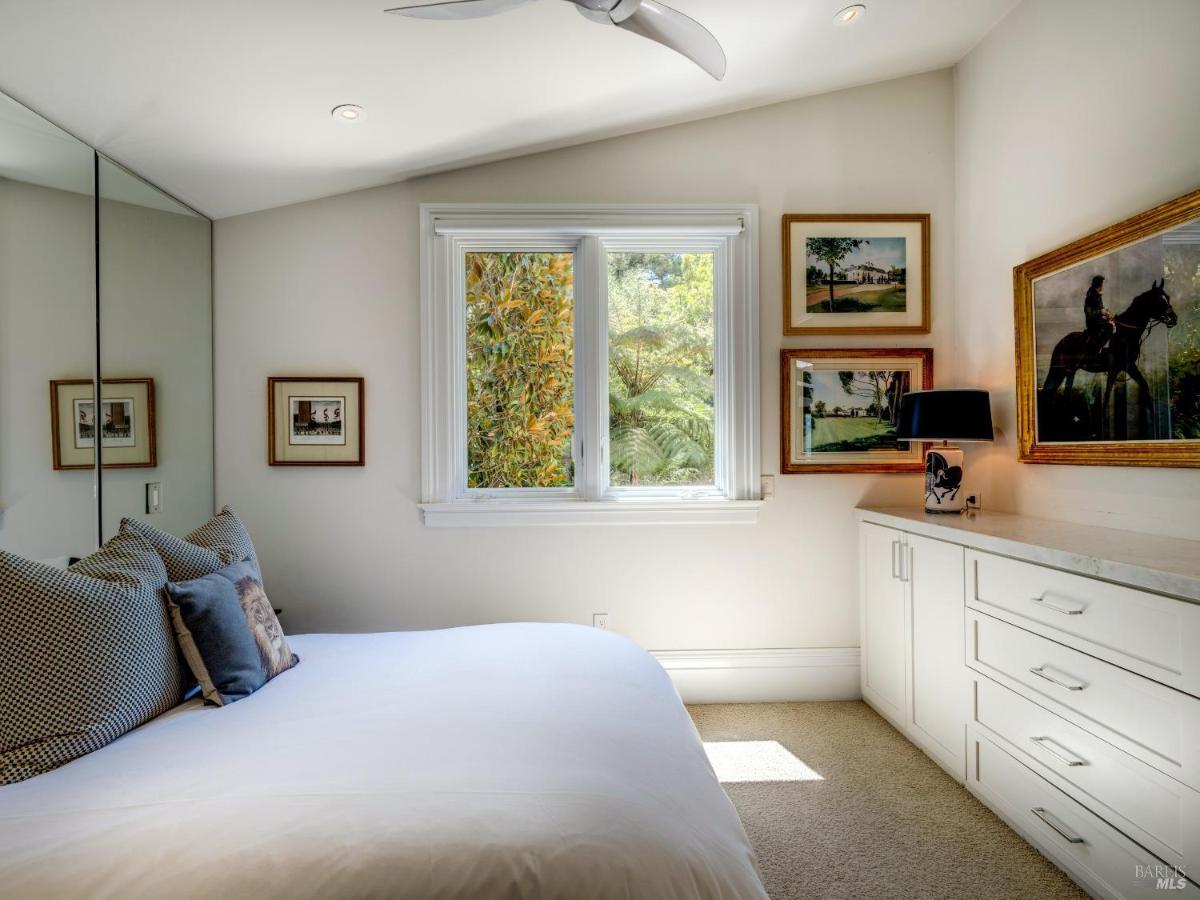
[466,252,575,488]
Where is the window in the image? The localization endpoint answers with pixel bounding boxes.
[420,205,760,526]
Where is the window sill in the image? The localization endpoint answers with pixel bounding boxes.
[419,497,763,527]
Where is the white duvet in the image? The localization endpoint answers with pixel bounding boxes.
[0,624,767,899]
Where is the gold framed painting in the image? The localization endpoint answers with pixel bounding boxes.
[50,378,156,470]
[268,376,365,466]
[780,348,933,474]
[1015,187,1200,467]
[783,213,931,335]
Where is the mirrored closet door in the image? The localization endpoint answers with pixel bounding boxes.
[0,91,213,560]
[98,158,212,541]
[0,93,98,561]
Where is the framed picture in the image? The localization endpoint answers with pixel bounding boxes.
[50,378,156,470]
[268,377,364,466]
[783,214,930,335]
[780,348,933,474]
[1015,187,1200,467]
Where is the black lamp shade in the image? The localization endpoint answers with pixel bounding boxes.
[895,389,994,442]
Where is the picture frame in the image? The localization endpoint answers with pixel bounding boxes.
[1014,187,1200,467]
[50,378,156,470]
[780,348,934,474]
[268,377,365,466]
[783,213,931,335]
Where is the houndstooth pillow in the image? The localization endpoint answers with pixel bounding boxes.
[0,531,182,785]
[121,506,259,583]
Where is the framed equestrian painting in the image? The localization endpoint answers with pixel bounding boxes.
[780,348,933,474]
[783,213,931,335]
[1015,187,1200,467]
[268,376,365,466]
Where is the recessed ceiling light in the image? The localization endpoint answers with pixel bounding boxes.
[331,104,365,123]
[833,4,866,25]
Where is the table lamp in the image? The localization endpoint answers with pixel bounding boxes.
[895,389,994,513]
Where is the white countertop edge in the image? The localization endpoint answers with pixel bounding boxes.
[856,506,1200,604]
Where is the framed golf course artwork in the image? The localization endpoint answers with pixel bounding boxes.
[1015,187,1200,467]
[780,348,934,474]
[783,213,931,335]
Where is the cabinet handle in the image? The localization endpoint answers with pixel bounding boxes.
[891,540,900,580]
[1029,665,1087,692]
[1031,593,1086,616]
[1030,736,1088,767]
[1031,807,1086,844]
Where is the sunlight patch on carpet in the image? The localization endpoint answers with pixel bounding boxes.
[703,740,824,783]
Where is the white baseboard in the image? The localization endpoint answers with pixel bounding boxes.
[651,647,862,704]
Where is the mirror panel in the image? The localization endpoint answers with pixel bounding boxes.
[0,93,98,560]
[97,157,212,541]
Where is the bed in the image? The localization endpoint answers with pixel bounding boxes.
[0,623,767,899]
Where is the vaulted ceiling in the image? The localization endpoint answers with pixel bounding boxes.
[0,0,1016,218]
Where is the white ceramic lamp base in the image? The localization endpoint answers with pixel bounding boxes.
[924,444,965,513]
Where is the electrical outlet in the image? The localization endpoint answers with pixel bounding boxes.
[965,492,983,511]
[760,474,775,499]
[592,612,610,630]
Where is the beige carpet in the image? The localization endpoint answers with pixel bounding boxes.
[688,702,1087,900]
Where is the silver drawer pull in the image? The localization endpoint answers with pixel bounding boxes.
[891,539,900,580]
[1031,807,1086,844]
[1030,736,1088,767]
[1029,665,1087,692]
[1031,593,1086,616]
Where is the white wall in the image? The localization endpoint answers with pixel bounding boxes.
[214,70,957,652]
[955,0,1200,537]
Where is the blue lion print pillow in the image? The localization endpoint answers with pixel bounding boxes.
[163,560,298,706]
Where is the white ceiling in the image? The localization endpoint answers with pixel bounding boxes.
[0,0,1016,219]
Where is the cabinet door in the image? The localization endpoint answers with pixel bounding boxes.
[861,523,906,724]
[907,532,966,779]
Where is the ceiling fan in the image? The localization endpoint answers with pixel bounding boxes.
[384,0,726,80]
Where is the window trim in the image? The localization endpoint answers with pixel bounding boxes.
[420,204,761,526]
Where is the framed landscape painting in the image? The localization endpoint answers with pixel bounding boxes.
[783,213,930,335]
[268,376,364,466]
[1015,187,1200,467]
[780,348,933,474]
[50,378,156,470]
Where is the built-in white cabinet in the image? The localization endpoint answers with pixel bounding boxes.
[859,508,1200,900]
[858,522,965,780]
[860,523,907,725]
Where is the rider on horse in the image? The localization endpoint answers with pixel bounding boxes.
[1083,275,1115,355]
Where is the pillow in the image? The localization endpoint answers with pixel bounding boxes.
[0,531,182,785]
[121,506,258,583]
[164,560,298,706]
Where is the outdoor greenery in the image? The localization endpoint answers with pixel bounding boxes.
[608,252,715,485]
[465,252,575,488]
[464,250,716,490]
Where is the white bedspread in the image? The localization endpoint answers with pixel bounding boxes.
[0,625,766,899]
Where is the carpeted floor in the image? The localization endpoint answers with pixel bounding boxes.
[688,702,1087,900]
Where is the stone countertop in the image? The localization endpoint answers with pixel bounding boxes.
[856,506,1200,603]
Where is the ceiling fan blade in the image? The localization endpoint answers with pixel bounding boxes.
[384,0,535,20]
[611,0,726,80]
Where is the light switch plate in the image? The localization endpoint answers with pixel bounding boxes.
[146,482,163,514]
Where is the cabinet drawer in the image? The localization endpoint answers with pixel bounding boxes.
[966,549,1200,697]
[973,673,1200,869]
[967,610,1200,791]
[968,728,1197,900]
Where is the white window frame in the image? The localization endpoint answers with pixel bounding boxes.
[419,204,760,526]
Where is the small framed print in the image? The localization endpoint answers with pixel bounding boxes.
[50,378,156,470]
[268,377,364,466]
[783,214,931,335]
[780,348,933,474]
